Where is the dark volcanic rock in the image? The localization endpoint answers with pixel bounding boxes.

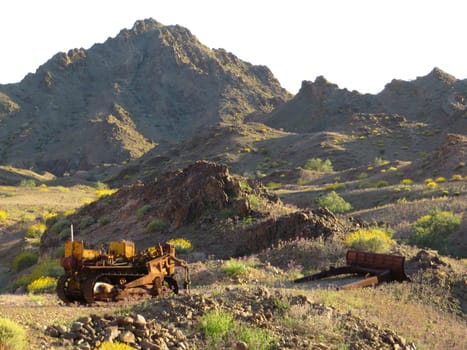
[0,18,290,175]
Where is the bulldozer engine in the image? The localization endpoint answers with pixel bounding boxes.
[57,240,190,304]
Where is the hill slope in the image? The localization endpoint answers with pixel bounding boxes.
[0,18,290,175]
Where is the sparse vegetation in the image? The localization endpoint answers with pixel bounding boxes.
[167,238,193,254]
[0,317,26,350]
[25,222,47,238]
[345,228,393,253]
[315,191,352,214]
[11,251,38,272]
[408,210,461,255]
[145,218,167,233]
[221,258,248,276]
[197,310,234,343]
[12,258,62,291]
[27,276,57,294]
[136,204,152,219]
[0,210,7,221]
[304,158,333,172]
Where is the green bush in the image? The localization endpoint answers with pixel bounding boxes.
[12,259,62,291]
[11,252,38,272]
[408,210,461,254]
[19,179,36,187]
[376,180,390,188]
[136,204,152,219]
[221,259,248,276]
[315,191,352,214]
[236,324,278,350]
[304,158,333,172]
[345,228,393,253]
[25,223,47,239]
[50,218,71,235]
[0,318,26,350]
[197,310,234,341]
[145,218,167,233]
[247,194,260,210]
[78,215,95,229]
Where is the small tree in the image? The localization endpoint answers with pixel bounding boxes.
[315,191,352,214]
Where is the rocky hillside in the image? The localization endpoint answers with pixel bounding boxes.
[0,18,290,175]
[40,161,346,259]
[243,68,466,168]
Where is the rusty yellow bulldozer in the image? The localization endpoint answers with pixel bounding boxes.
[57,239,190,304]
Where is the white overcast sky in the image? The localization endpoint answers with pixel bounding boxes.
[0,0,465,94]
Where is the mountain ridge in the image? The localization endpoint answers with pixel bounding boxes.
[0,18,290,175]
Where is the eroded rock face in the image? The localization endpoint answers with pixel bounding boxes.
[236,208,341,255]
[41,161,348,259]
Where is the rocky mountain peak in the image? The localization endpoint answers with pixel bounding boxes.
[0,19,290,174]
[426,67,456,84]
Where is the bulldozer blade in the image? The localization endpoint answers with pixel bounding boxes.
[293,250,410,288]
[346,250,409,282]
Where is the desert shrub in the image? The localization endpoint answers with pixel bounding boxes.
[434,176,446,183]
[25,223,47,239]
[50,218,71,235]
[236,324,278,350]
[167,238,193,254]
[11,252,38,272]
[304,158,333,172]
[43,211,58,223]
[450,174,463,181]
[408,210,461,254]
[345,228,393,253]
[27,276,57,294]
[247,194,260,210]
[356,172,368,180]
[259,237,346,272]
[136,204,152,219]
[375,180,390,188]
[94,341,134,350]
[197,310,234,342]
[373,157,389,166]
[315,191,352,214]
[145,218,167,233]
[0,317,26,350]
[222,259,248,276]
[425,181,437,188]
[19,179,36,187]
[400,178,414,185]
[12,258,62,291]
[0,210,7,221]
[78,215,95,229]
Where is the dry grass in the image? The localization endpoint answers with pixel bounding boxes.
[305,285,466,350]
[0,185,97,230]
